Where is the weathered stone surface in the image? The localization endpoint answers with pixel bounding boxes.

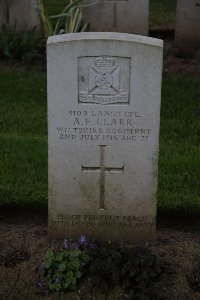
[175,0,200,47]
[82,0,149,35]
[47,32,163,242]
[0,0,41,31]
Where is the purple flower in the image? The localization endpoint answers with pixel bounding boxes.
[90,242,97,249]
[79,235,88,246]
[37,282,42,289]
[64,239,68,249]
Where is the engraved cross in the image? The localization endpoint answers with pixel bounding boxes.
[82,145,124,210]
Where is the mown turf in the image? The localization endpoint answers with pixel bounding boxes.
[0,71,47,136]
[158,76,200,216]
[149,0,176,30]
[0,71,47,207]
[0,134,47,207]
[0,71,200,216]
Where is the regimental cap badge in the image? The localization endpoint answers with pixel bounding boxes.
[79,56,130,105]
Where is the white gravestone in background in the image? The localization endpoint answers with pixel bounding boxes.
[0,0,41,32]
[82,0,149,35]
[48,33,163,242]
[175,0,200,47]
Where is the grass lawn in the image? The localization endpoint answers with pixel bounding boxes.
[159,76,200,216]
[149,0,176,30]
[0,71,47,208]
[0,71,200,216]
[44,0,176,30]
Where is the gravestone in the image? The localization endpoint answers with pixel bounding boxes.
[48,32,163,242]
[0,0,41,32]
[82,0,149,35]
[175,0,200,47]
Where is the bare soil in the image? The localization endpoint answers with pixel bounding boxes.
[149,30,200,76]
[163,41,200,76]
[0,208,200,300]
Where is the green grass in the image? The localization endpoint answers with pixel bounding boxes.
[0,71,200,216]
[149,0,176,30]
[0,134,47,206]
[0,71,47,136]
[158,76,200,216]
[43,0,176,30]
[0,71,47,207]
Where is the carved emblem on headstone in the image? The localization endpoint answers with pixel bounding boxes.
[79,56,130,104]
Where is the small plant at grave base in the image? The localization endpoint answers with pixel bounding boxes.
[88,241,168,299]
[37,235,91,292]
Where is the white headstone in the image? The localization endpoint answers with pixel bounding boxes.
[175,0,200,47]
[48,32,163,242]
[82,0,149,35]
[0,0,41,32]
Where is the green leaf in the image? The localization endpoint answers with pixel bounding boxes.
[71,276,77,286]
[44,259,52,269]
[63,281,70,289]
[55,283,62,292]
[68,258,80,271]
[69,250,81,259]
[58,261,66,272]
[82,253,90,263]
[45,249,54,260]
[66,270,73,278]
[48,283,55,290]
[56,252,64,262]
[75,271,82,279]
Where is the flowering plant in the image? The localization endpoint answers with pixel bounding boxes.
[37,237,168,297]
[38,235,92,292]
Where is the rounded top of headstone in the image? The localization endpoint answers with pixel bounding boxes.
[47,32,163,48]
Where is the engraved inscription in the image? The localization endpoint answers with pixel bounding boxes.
[79,56,130,104]
[82,145,124,210]
[56,109,152,143]
[50,214,155,230]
